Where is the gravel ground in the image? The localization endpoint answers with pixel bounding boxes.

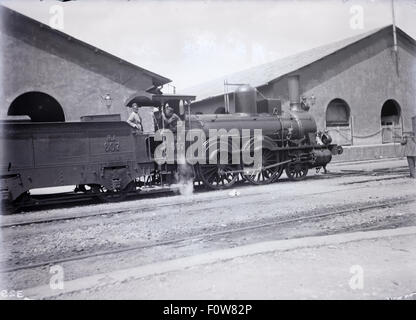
[59,232,415,300]
[1,158,415,292]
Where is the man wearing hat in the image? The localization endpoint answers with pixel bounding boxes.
[127,103,143,131]
[401,116,416,178]
[162,103,181,133]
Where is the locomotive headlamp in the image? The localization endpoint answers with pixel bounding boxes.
[300,94,316,111]
[303,95,316,106]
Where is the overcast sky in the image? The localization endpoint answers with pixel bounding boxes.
[2,0,416,91]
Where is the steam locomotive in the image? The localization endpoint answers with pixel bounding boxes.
[188,75,342,189]
[0,75,342,208]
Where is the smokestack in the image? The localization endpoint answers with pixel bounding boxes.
[288,75,301,112]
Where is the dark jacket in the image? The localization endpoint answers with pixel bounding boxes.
[402,135,416,156]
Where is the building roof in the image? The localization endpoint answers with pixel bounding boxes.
[184,25,414,102]
[0,5,171,88]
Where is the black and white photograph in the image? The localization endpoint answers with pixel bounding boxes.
[0,0,415,305]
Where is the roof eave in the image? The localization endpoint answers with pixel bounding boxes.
[194,24,411,102]
[1,5,172,86]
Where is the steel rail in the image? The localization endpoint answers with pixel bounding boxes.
[2,186,292,228]
[3,165,408,214]
[1,171,409,228]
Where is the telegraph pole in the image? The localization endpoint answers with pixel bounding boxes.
[391,0,399,75]
[391,0,398,52]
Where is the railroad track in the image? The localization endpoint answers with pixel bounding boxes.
[2,166,408,215]
[1,175,406,229]
[1,185,179,214]
[341,175,408,185]
[1,185,285,228]
[324,167,409,178]
[1,197,413,274]
[1,166,409,226]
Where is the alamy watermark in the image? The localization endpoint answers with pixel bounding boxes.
[153,121,263,169]
[349,5,364,30]
[349,264,364,290]
[49,264,64,290]
[49,5,64,30]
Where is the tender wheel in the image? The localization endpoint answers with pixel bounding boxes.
[150,170,161,185]
[285,163,309,181]
[244,149,283,185]
[91,181,136,202]
[197,162,240,190]
[75,184,89,193]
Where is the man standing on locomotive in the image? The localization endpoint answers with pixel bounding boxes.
[127,103,143,131]
[401,116,416,179]
[162,103,181,133]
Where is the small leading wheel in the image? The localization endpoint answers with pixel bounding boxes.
[197,162,240,190]
[285,163,309,181]
[244,149,283,185]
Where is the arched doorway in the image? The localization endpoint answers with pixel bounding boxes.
[325,98,351,145]
[8,92,65,122]
[381,99,402,143]
[381,99,401,125]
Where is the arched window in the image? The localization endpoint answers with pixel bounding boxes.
[381,99,401,125]
[8,92,65,122]
[326,99,350,127]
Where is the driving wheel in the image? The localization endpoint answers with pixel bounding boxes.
[197,162,240,190]
[244,149,283,185]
